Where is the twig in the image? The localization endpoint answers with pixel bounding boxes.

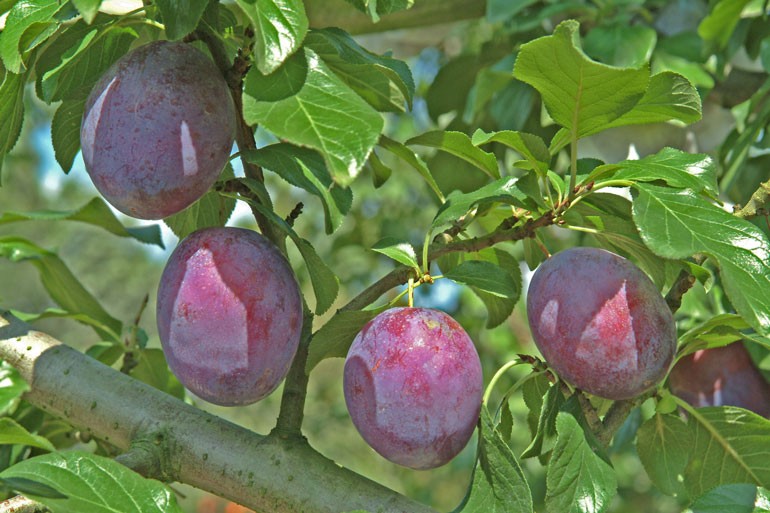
[733,178,770,220]
[341,211,557,313]
[193,27,283,250]
[0,496,50,513]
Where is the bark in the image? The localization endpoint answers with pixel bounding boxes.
[0,311,437,513]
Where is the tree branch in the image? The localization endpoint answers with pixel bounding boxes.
[339,212,556,313]
[0,312,437,513]
[193,27,284,250]
[274,309,313,437]
[0,496,50,513]
[733,178,770,220]
[305,0,486,34]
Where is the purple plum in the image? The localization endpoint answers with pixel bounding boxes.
[157,227,302,406]
[344,307,483,470]
[669,342,770,417]
[81,40,236,219]
[526,247,676,400]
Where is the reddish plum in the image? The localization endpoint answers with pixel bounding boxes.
[81,41,236,219]
[669,342,770,417]
[343,307,483,470]
[157,227,302,406]
[526,247,676,400]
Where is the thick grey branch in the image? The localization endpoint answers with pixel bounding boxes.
[0,312,436,513]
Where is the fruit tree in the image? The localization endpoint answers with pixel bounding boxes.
[1,1,770,512]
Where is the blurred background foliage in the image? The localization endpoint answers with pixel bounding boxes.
[2,0,770,511]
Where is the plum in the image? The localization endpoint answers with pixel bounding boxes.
[81,40,236,220]
[668,342,770,417]
[156,227,302,406]
[343,307,483,470]
[526,247,676,400]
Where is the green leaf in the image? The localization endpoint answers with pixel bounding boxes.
[432,177,533,231]
[85,340,125,366]
[691,484,770,513]
[632,184,770,336]
[583,23,657,68]
[521,381,565,459]
[573,193,667,288]
[636,413,691,497]
[71,0,101,23]
[456,407,533,513]
[0,477,67,499]
[592,147,717,197]
[0,362,29,416]
[244,144,352,234]
[698,0,752,49]
[130,348,185,400]
[0,197,165,248]
[684,407,770,498]
[11,308,123,338]
[471,129,549,176]
[602,72,702,130]
[0,237,123,340]
[0,476,66,499]
[367,149,391,188]
[237,0,308,74]
[156,0,207,39]
[407,131,499,179]
[305,27,414,112]
[513,20,649,139]
[546,412,618,513]
[469,248,522,328]
[242,47,307,102]
[0,0,61,73]
[0,418,56,452]
[522,373,552,441]
[444,260,518,299]
[305,309,379,372]
[164,164,236,239]
[40,26,137,102]
[243,48,383,187]
[678,314,754,354]
[0,68,25,181]
[0,451,183,513]
[377,135,444,202]
[371,237,419,270]
[230,197,339,314]
[51,98,85,172]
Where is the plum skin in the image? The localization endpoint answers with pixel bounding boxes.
[526,247,676,400]
[81,40,236,220]
[343,307,483,470]
[157,227,302,406]
[668,342,770,417]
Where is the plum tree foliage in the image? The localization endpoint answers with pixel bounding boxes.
[0,1,770,513]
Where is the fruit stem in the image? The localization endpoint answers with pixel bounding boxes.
[482,358,524,406]
[407,277,415,308]
[422,231,432,275]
